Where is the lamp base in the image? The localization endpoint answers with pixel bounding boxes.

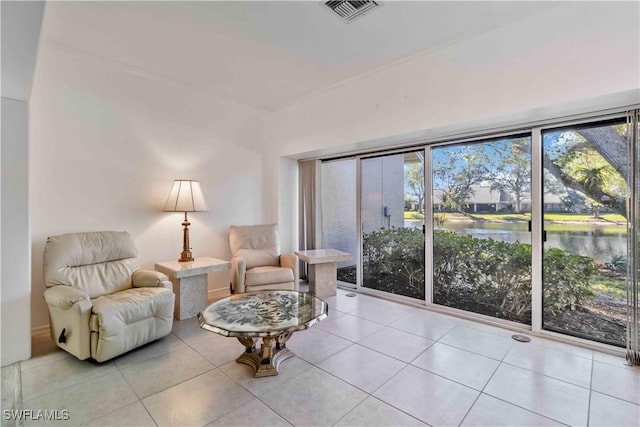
[179,213,194,262]
[178,251,194,263]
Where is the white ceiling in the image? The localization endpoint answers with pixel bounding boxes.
[40,1,561,112]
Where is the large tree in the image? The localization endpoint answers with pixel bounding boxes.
[486,139,531,213]
[543,124,629,216]
[432,146,488,213]
[405,162,425,212]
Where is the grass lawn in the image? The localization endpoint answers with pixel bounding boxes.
[429,212,530,221]
[467,213,530,221]
[406,211,627,223]
[542,212,626,223]
[404,211,425,220]
[590,276,627,299]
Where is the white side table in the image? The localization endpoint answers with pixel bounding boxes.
[155,257,230,320]
[295,249,351,297]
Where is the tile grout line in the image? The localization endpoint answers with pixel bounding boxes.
[458,341,512,426]
[209,367,293,426]
[270,304,420,423]
[498,358,593,390]
[99,333,221,427]
[460,336,570,426]
[590,360,640,405]
[113,333,186,371]
[467,343,556,426]
[21,294,637,427]
[20,360,119,405]
[85,357,159,426]
[479,346,586,427]
[357,301,636,424]
[319,362,423,427]
[248,363,367,427]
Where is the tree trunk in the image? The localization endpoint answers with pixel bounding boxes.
[542,153,626,215]
[578,128,629,180]
[541,129,629,216]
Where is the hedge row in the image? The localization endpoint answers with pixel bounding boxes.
[362,227,595,323]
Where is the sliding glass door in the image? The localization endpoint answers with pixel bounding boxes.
[321,159,357,287]
[542,120,630,346]
[361,151,425,300]
[311,110,638,350]
[431,136,532,324]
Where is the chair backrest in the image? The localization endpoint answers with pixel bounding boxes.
[43,231,140,298]
[229,224,280,269]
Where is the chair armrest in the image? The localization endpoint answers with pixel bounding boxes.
[230,256,246,294]
[133,269,172,289]
[43,286,90,310]
[280,253,299,291]
[43,286,92,360]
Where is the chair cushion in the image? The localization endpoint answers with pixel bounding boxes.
[90,287,173,332]
[245,266,294,287]
[44,231,140,298]
[89,287,174,362]
[229,224,280,269]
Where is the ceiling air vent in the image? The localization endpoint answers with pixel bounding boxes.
[324,1,381,23]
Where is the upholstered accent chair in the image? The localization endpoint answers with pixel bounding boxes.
[43,231,175,362]
[229,224,299,294]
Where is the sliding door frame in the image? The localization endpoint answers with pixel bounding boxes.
[425,131,534,331]
[356,148,428,305]
[531,127,544,333]
[313,106,638,354]
[424,147,434,305]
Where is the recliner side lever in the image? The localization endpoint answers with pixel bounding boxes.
[58,328,67,344]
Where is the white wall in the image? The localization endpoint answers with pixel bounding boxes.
[267,2,639,158]
[1,0,44,367]
[24,0,640,333]
[266,2,639,230]
[361,155,405,233]
[1,98,32,366]
[29,46,269,329]
[320,159,356,268]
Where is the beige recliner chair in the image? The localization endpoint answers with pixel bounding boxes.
[43,231,175,362]
[229,224,299,294]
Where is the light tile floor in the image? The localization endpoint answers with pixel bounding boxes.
[2,289,640,427]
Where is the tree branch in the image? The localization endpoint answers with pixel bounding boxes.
[577,128,629,179]
[542,153,626,215]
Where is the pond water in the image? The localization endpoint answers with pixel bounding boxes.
[439,221,627,263]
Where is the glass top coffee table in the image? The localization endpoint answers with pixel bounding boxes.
[198,290,328,377]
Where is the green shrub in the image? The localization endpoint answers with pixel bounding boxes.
[542,247,595,315]
[362,227,596,323]
[605,254,628,271]
[432,231,532,321]
[362,227,425,299]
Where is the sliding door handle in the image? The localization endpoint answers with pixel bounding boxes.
[528,221,546,241]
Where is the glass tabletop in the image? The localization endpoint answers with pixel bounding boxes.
[198,290,329,337]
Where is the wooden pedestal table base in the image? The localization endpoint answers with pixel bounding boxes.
[236,333,293,377]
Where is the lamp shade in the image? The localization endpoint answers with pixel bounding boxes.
[163,180,209,212]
